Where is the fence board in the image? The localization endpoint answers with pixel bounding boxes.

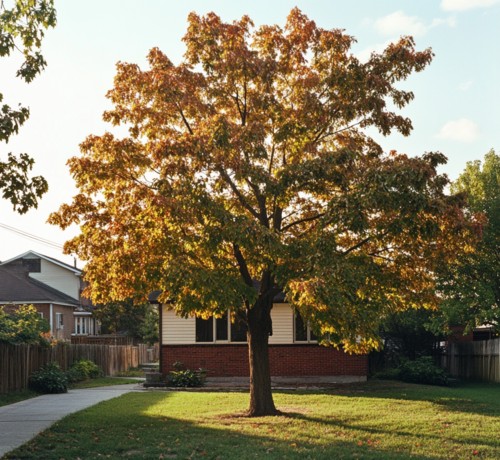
[442,338,500,383]
[0,342,160,393]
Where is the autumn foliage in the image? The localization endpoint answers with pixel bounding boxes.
[50,9,481,415]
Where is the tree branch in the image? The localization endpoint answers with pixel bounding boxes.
[341,237,371,256]
[233,243,253,288]
[218,169,260,220]
[176,103,193,135]
[281,213,325,232]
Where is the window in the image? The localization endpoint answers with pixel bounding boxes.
[38,312,43,318]
[22,258,41,273]
[196,310,247,343]
[56,313,64,330]
[294,312,317,343]
[195,316,213,342]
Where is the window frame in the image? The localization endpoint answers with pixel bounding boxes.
[56,312,63,330]
[195,309,247,344]
[293,313,318,344]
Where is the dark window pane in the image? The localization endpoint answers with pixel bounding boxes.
[295,313,307,341]
[196,316,213,342]
[231,319,247,342]
[310,328,318,341]
[22,258,41,273]
[216,311,228,341]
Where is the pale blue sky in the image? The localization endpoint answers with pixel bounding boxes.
[0,0,498,264]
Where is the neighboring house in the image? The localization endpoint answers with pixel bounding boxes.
[0,250,99,340]
[153,282,368,382]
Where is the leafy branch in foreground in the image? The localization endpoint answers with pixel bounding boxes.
[0,0,56,213]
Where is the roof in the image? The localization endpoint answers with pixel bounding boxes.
[0,267,79,306]
[0,250,82,275]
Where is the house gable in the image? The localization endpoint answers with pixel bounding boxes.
[1,251,81,301]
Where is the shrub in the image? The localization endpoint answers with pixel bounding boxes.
[68,359,102,382]
[168,369,201,387]
[66,366,85,383]
[372,368,401,380]
[0,305,50,345]
[398,356,450,386]
[30,361,68,394]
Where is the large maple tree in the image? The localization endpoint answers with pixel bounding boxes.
[50,9,480,415]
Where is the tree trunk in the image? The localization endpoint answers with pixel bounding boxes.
[246,299,280,416]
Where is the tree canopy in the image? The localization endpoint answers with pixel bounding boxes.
[0,0,56,213]
[434,149,500,335]
[93,299,158,344]
[50,9,480,415]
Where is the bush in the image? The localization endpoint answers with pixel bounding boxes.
[168,369,201,387]
[398,356,450,386]
[372,368,401,380]
[30,361,68,394]
[0,305,50,345]
[67,359,102,382]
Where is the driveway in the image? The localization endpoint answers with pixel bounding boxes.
[0,384,141,457]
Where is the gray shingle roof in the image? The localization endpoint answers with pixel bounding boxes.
[0,267,79,306]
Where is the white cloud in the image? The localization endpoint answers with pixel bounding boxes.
[374,11,455,36]
[441,0,500,11]
[459,80,473,90]
[435,119,482,142]
[356,38,396,63]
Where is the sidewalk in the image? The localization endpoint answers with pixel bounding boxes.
[0,384,141,457]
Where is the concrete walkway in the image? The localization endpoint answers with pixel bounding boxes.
[0,384,140,457]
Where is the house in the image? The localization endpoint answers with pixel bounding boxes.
[153,283,368,383]
[0,250,99,340]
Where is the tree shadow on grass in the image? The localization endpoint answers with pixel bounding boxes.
[3,390,452,460]
[313,379,500,417]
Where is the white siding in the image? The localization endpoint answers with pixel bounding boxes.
[161,303,295,344]
[162,307,196,344]
[29,258,79,300]
[269,303,294,344]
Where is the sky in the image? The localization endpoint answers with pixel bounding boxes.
[0,0,498,265]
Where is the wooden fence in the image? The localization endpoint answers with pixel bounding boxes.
[71,335,138,346]
[441,338,500,383]
[0,342,160,393]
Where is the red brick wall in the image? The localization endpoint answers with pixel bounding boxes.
[162,344,368,377]
[449,326,474,343]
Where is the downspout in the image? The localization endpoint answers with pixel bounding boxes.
[159,302,163,376]
[50,303,53,336]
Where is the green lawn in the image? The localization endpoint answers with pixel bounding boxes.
[0,389,39,408]
[69,377,142,389]
[4,380,500,460]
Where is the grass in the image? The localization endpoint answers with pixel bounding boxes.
[69,377,142,389]
[115,367,146,378]
[4,380,500,460]
[0,389,39,408]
